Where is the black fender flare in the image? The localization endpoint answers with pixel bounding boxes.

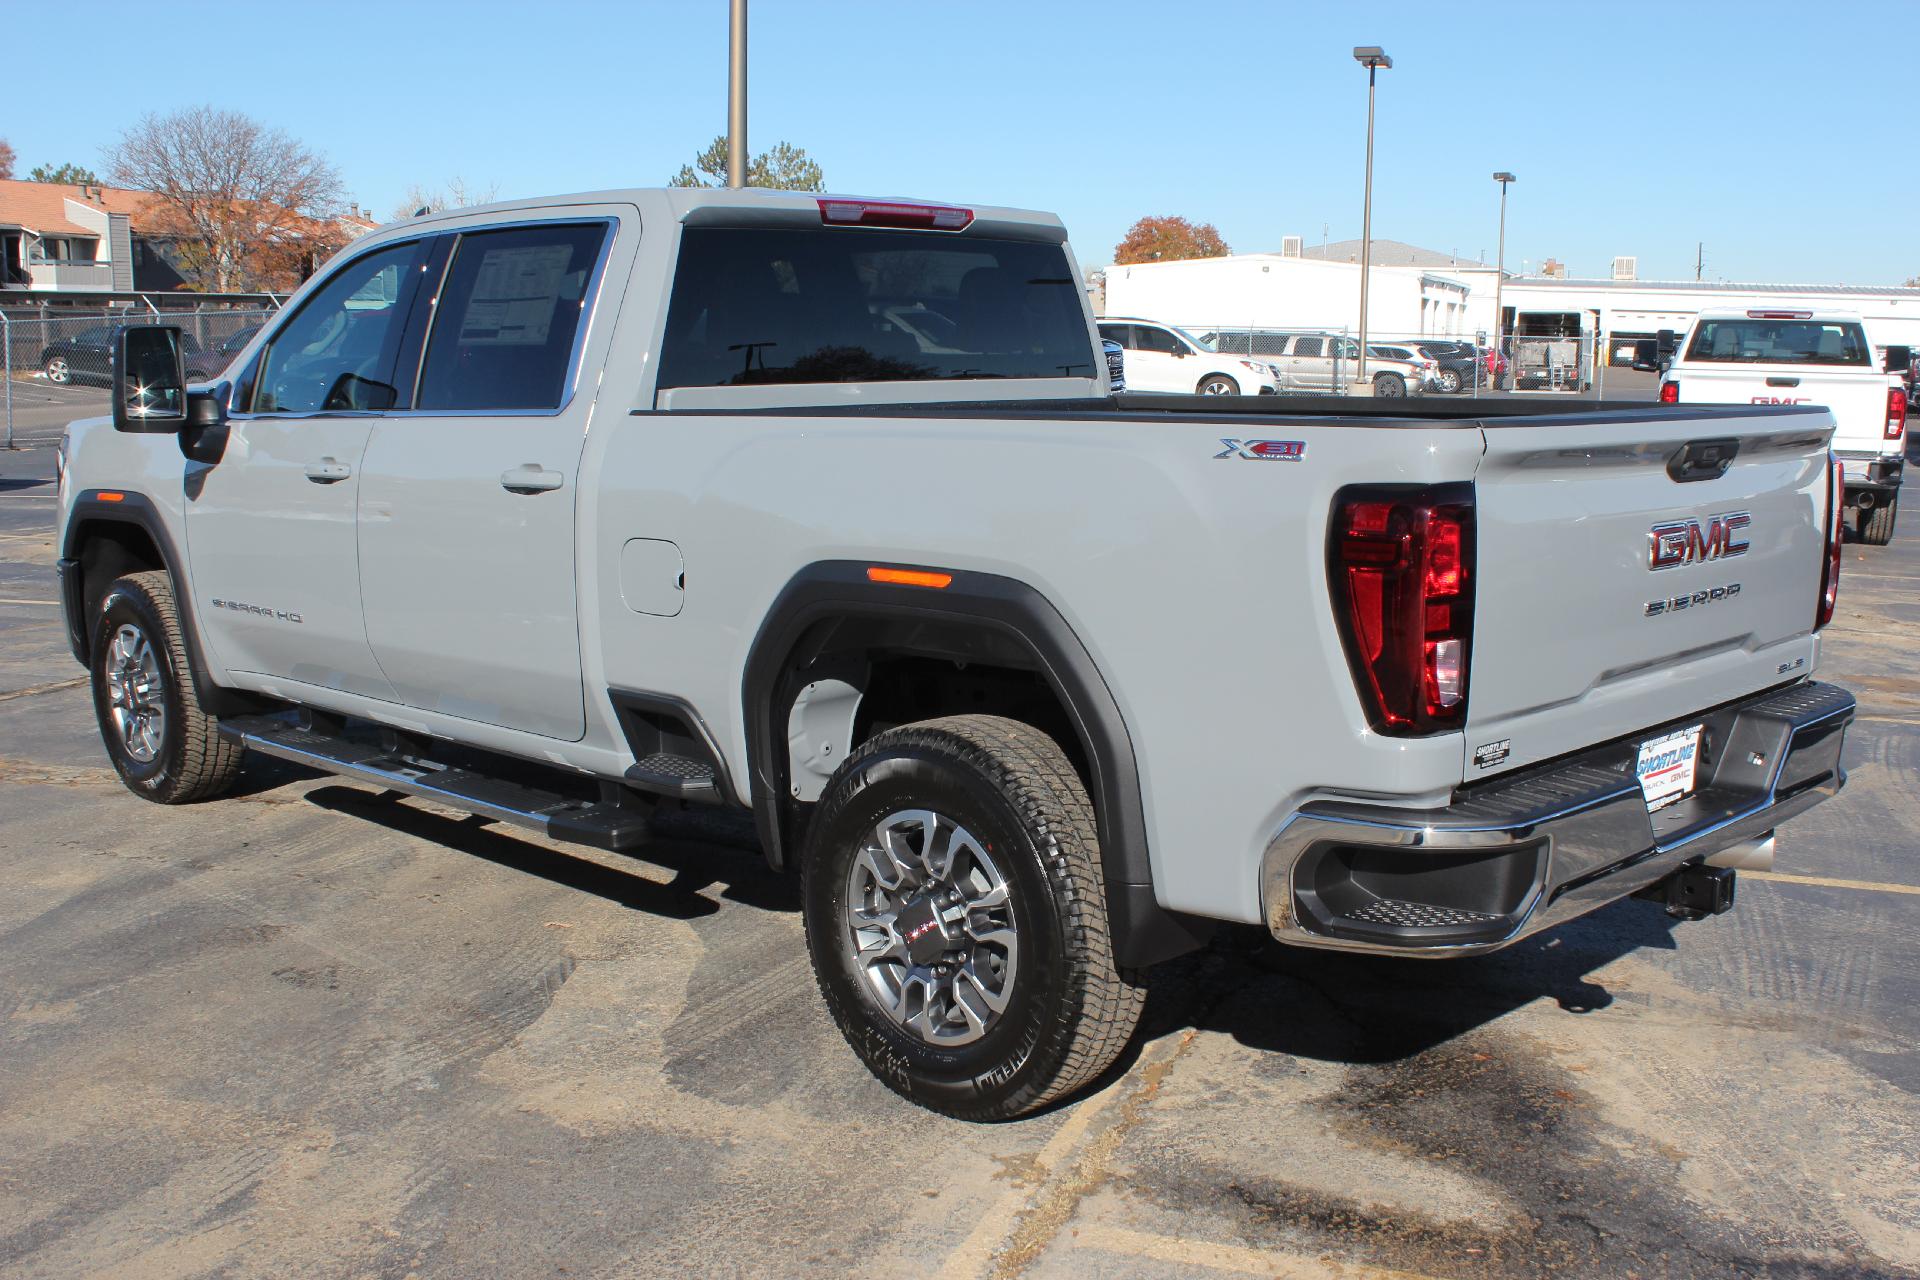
[742,560,1208,967]
[61,489,256,717]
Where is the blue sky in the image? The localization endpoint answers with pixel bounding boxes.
[10,0,1916,284]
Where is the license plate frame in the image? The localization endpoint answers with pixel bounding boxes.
[1636,724,1703,812]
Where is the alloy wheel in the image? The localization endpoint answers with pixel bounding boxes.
[844,808,1019,1046]
[104,623,166,763]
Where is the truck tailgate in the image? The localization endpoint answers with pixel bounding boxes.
[1679,366,1892,456]
[1465,407,1833,779]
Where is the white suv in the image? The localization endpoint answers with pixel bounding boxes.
[1096,319,1281,395]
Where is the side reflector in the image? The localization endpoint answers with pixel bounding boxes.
[818,199,974,231]
[867,566,953,589]
[96,491,125,502]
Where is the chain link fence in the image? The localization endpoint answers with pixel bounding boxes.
[1104,320,1628,400]
[3,304,278,447]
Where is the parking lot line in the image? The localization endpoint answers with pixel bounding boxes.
[0,676,86,703]
[1071,1225,1444,1280]
[1745,869,1920,897]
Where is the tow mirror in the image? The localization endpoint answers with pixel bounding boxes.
[1885,345,1911,374]
[112,326,188,432]
[1656,328,1677,360]
[1631,338,1661,372]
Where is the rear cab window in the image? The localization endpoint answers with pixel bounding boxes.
[1685,318,1871,366]
[657,226,1095,392]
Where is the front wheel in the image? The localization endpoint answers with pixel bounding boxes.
[1196,374,1238,395]
[90,571,244,803]
[44,356,70,385]
[802,715,1144,1120]
[1373,373,1407,398]
[1859,495,1898,546]
[1437,369,1462,394]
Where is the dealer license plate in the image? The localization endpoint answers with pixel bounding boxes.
[1636,725,1703,812]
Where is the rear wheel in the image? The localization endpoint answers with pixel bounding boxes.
[1859,495,1898,546]
[802,715,1144,1121]
[44,356,70,385]
[1373,373,1406,398]
[1197,374,1238,396]
[90,571,244,804]
[1437,368,1462,394]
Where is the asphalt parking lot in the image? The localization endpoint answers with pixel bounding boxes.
[1,431,1916,1279]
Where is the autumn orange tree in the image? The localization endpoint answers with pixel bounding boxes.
[1113,216,1229,265]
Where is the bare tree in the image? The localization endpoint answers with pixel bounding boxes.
[0,138,14,181]
[105,106,344,292]
[390,176,501,222]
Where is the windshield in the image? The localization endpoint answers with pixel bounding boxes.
[1170,325,1216,354]
[658,226,1097,388]
[1685,318,1871,366]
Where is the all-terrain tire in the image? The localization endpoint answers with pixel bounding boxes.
[801,715,1145,1121]
[90,570,244,804]
[1858,497,1898,546]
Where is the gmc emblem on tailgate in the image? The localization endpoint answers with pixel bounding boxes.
[1649,512,1751,571]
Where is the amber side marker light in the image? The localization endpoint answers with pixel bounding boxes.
[96,491,125,502]
[866,566,953,589]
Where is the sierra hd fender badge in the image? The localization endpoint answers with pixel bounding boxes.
[1215,438,1306,462]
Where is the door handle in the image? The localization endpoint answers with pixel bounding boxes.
[305,458,352,484]
[501,464,565,495]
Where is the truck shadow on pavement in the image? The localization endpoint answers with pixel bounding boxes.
[299,782,798,921]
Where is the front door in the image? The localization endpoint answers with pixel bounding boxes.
[356,215,624,741]
[1122,324,1189,393]
[183,238,431,698]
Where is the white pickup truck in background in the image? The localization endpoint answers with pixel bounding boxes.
[1658,309,1909,544]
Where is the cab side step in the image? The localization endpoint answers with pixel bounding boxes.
[219,715,652,852]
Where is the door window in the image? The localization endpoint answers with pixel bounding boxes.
[415,222,609,411]
[1133,326,1182,355]
[251,241,426,413]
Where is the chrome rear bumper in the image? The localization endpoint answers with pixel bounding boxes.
[1261,680,1854,956]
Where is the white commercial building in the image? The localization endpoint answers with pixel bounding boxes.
[1101,238,1920,357]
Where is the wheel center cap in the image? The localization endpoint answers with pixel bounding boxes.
[897,892,952,966]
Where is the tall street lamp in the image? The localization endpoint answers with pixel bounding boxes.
[1492,171,1515,381]
[728,0,749,188]
[1353,46,1391,391]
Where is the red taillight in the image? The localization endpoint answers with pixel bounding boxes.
[817,198,973,231]
[1817,453,1843,630]
[1887,388,1907,440]
[1330,486,1475,735]
[1659,380,1680,404]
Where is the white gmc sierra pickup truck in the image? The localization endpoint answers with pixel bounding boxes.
[57,188,1855,1119]
[1658,308,1910,544]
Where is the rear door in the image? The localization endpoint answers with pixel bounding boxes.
[1465,406,1834,778]
[355,210,629,741]
[1285,335,1329,390]
[1121,324,1187,392]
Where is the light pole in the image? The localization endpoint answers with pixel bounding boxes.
[1352,47,1390,391]
[728,0,748,188]
[1492,171,1515,384]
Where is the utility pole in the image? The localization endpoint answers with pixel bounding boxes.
[1695,242,1704,283]
[728,0,748,189]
